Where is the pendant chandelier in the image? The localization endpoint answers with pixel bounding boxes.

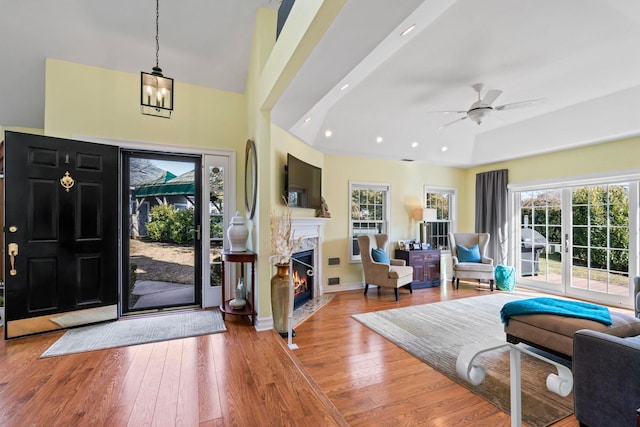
[141,0,173,118]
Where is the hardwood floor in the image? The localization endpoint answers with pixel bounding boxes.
[0,285,580,426]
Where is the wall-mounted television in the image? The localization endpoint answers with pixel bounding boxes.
[285,154,322,209]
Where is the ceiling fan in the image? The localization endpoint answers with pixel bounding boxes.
[433,83,547,129]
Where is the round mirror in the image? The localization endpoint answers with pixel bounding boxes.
[244,139,257,219]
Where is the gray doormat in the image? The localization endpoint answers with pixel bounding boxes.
[41,309,226,358]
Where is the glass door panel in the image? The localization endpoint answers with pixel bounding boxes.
[568,184,630,298]
[203,155,229,308]
[519,189,563,287]
[122,152,202,313]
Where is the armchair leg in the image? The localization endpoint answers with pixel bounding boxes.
[456,278,460,290]
[408,283,413,294]
[490,279,494,292]
[364,283,369,295]
[394,288,399,301]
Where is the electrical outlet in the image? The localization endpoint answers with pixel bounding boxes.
[328,277,340,286]
[328,257,340,265]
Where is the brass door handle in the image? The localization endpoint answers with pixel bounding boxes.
[8,243,18,276]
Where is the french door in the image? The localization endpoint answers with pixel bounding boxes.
[514,180,638,307]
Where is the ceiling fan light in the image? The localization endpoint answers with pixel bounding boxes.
[467,107,492,125]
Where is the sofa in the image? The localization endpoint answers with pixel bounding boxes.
[573,329,640,426]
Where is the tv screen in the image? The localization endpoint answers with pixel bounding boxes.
[286,154,322,209]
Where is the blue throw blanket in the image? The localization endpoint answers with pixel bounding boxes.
[500,297,612,326]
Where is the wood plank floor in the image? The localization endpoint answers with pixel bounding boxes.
[0,285,581,426]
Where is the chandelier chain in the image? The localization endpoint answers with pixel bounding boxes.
[155,0,159,68]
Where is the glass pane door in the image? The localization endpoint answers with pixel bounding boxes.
[122,152,202,313]
[568,184,630,299]
[519,189,563,288]
[202,154,229,308]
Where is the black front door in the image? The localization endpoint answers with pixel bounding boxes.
[4,132,119,338]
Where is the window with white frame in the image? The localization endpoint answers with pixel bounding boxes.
[350,182,390,262]
[424,186,456,249]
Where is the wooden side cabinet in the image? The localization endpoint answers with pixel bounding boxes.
[395,249,441,288]
[221,250,256,325]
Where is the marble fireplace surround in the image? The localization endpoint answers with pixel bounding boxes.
[290,217,330,303]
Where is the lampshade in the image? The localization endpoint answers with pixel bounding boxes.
[420,208,438,222]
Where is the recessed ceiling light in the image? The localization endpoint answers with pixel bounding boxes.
[411,141,419,148]
[324,130,332,138]
[376,136,383,143]
[441,146,448,152]
[304,117,311,123]
[340,83,350,91]
[401,24,416,36]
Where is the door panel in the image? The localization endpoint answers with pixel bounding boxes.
[4,131,119,338]
[122,151,202,313]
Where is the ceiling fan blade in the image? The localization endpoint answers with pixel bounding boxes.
[495,98,548,111]
[426,110,467,115]
[481,89,502,106]
[438,116,468,130]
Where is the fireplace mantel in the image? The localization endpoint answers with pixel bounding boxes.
[290,217,330,239]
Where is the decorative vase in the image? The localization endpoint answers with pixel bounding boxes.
[229,278,246,309]
[271,263,291,336]
[227,211,249,252]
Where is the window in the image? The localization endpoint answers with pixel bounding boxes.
[424,186,456,249]
[350,182,390,262]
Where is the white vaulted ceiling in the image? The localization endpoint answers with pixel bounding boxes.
[2,0,640,167]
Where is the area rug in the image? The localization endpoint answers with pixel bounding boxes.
[41,310,226,358]
[352,294,573,427]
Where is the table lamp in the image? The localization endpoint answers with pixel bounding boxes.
[416,208,438,245]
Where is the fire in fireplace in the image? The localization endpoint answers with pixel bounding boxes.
[292,249,313,309]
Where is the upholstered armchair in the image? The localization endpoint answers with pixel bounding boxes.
[448,232,494,291]
[357,234,414,301]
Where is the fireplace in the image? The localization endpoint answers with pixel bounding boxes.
[292,249,313,309]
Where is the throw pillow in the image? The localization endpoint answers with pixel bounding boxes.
[371,248,390,264]
[457,243,481,263]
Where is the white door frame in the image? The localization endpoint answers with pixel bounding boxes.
[75,135,236,310]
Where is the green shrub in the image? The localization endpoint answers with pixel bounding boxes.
[146,204,194,244]
[146,204,175,242]
[171,208,195,244]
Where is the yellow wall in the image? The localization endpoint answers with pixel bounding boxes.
[266,123,467,288]
[245,8,278,318]
[460,136,640,231]
[45,59,247,151]
[320,154,466,287]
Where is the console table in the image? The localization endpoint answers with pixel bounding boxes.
[221,250,256,325]
[395,249,441,288]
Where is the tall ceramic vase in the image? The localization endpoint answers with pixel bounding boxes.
[271,263,291,337]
